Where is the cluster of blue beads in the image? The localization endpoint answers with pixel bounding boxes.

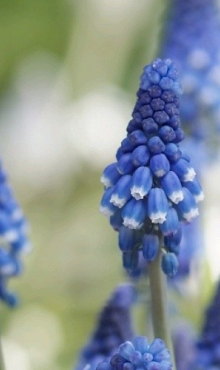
[161,0,220,145]
[192,279,220,369]
[75,284,135,370]
[100,58,204,277]
[0,161,30,306]
[96,336,172,370]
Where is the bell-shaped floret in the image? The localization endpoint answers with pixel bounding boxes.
[159,208,179,236]
[162,252,179,277]
[147,188,169,224]
[164,143,181,162]
[176,187,199,222]
[117,154,135,175]
[171,158,196,182]
[147,136,165,154]
[161,171,184,204]
[110,175,132,208]
[101,163,121,188]
[150,154,170,178]
[142,234,159,262]
[164,225,182,253]
[130,167,153,200]
[118,226,140,252]
[131,145,150,167]
[100,187,117,217]
[184,177,204,203]
[122,199,147,229]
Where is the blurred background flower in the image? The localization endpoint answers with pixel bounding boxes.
[1,1,220,369]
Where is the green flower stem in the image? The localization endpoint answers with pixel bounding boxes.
[0,337,5,370]
[148,247,176,370]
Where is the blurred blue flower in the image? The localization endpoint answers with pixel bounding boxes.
[100,58,203,277]
[169,137,205,284]
[75,284,135,370]
[172,322,196,370]
[97,336,172,370]
[172,281,220,370]
[161,0,220,147]
[192,279,220,369]
[0,161,30,306]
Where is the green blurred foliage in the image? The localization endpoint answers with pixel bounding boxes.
[0,0,72,95]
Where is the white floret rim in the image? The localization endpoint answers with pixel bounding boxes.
[110,194,126,208]
[123,217,143,230]
[154,169,166,178]
[183,207,199,222]
[99,206,114,218]
[169,190,184,204]
[182,168,196,182]
[195,191,205,203]
[130,186,147,200]
[149,212,167,224]
[100,175,112,188]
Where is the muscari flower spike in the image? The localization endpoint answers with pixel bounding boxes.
[0,160,30,306]
[100,58,203,277]
[161,0,220,147]
[96,336,172,370]
[75,284,135,370]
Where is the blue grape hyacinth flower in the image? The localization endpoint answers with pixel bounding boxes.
[161,0,220,146]
[100,58,203,277]
[96,336,172,370]
[0,160,30,306]
[75,284,135,370]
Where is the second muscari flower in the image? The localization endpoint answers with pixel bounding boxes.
[96,336,172,370]
[100,58,204,277]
